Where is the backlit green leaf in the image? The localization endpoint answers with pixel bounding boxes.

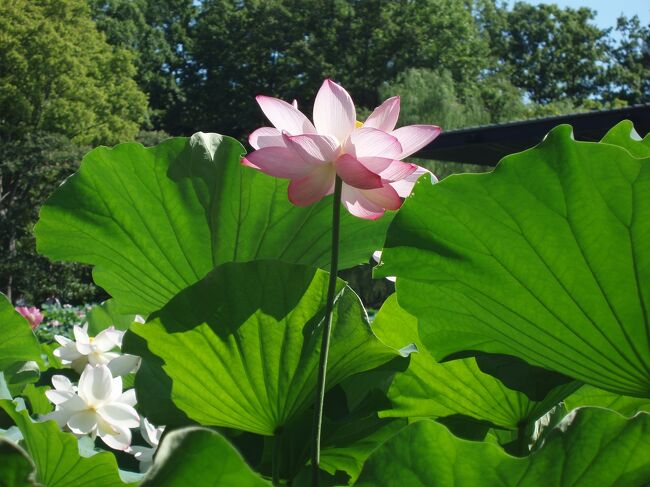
[564,384,650,417]
[355,408,650,486]
[372,295,559,429]
[140,427,269,487]
[0,438,35,487]
[378,123,650,397]
[126,260,398,435]
[35,133,391,314]
[87,299,137,335]
[0,294,41,379]
[600,120,650,158]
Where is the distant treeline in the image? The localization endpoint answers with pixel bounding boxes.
[1,0,648,303]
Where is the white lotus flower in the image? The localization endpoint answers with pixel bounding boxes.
[44,365,140,450]
[53,324,140,376]
[129,417,165,472]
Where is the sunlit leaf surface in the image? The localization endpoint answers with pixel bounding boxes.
[379,123,650,397]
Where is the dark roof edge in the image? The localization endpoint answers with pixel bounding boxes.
[435,103,650,136]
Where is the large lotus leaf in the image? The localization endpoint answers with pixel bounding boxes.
[355,408,650,486]
[121,331,191,427]
[35,133,391,314]
[601,120,650,157]
[377,124,650,397]
[126,260,399,435]
[87,299,137,335]
[0,294,42,380]
[0,400,129,487]
[284,389,406,483]
[564,384,650,417]
[318,412,405,483]
[372,295,567,429]
[19,384,52,416]
[0,438,35,487]
[239,396,406,485]
[140,427,269,486]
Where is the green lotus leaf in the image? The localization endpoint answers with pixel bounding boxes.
[0,294,42,385]
[35,133,391,314]
[355,408,650,486]
[121,331,191,427]
[140,427,269,486]
[378,123,650,397]
[318,411,405,483]
[0,438,35,487]
[0,400,130,487]
[87,299,137,335]
[19,384,52,416]
[126,260,399,435]
[564,384,650,417]
[372,295,569,429]
[238,396,406,485]
[600,120,650,158]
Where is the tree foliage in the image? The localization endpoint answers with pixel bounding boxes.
[476,1,610,104]
[1,0,649,308]
[89,0,195,130]
[0,133,100,304]
[603,15,650,104]
[180,0,491,139]
[380,68,532,130]
[10,121,649,485]
[0,0,147,145]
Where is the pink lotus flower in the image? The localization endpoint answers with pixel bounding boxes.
[16,306,44,329]
[242,79,441,220]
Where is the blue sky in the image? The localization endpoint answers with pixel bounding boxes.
[506,0,650,30]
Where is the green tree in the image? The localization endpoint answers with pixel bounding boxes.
[0,128,168,305]
[0,0,147,145]
[603,15,650,105]
[181,0,492,139]
[89,0,195,132]
[380,69,491,129]
[477,1,609,104]
[379,67,536,130]
[0,133,101,304]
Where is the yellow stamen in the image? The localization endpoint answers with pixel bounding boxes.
[355,120,363,128]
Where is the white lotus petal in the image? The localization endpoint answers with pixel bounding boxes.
[54,335,73,347]
[107,354,141,377]
[98,403,140,429]
[58,394,87,415]
[73,325,91,354]
[109,375,123,403]
[79,364,114,406]
[51,375,74,392]
[54,342,83,362]
[70,357,89,374]
[68,410,98,434]
[88,351,120,367]
[141,417,164,447]
[99,421,132,451]
[95,327,124,351]
[40,408,73,427]
[117,389,137,407]
[45,389,75,405]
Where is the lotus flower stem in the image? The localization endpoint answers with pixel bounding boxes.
[311,176,343,486]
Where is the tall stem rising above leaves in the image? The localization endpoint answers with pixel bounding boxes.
[311,176,343,486]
